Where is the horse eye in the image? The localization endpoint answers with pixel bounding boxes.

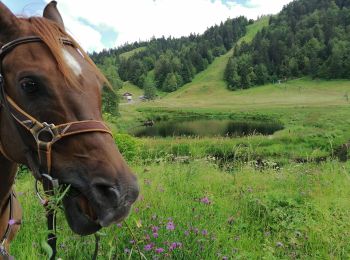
[20,78,39,93]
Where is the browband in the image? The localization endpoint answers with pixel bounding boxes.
[0,36,73,59]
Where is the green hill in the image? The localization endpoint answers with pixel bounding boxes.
[167,17,269,99]
[225,0,350,90]
[137,17,349,111]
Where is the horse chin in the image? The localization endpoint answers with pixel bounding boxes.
[62,190,101,236]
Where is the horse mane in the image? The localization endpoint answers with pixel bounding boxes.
[21,17,111,89]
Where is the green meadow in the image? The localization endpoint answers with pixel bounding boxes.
[11,18,350,259]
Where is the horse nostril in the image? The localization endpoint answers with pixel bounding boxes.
[130,182,140,203]
[94,183,120,202]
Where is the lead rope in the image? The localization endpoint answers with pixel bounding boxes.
[92,233,100,260]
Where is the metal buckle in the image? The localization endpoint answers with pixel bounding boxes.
[35,122,56,143]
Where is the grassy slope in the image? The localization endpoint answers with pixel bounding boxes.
[157,17,270,107]
[119,81,144,98]
[117,18,270,119]
[144,16,349,110]
[119,46,146,60]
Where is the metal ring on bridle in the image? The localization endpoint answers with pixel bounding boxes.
[35,173,60,204]
[35,122,56,143]
[35,179,46,203]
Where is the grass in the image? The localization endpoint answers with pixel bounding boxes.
[238,16,269,44]
[119,47,147,60]
[119,81,144,100]
[11,160,350,259]
[145,78,350,109]
[117,78,350,163]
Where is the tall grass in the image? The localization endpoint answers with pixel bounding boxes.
[10,158,350,259]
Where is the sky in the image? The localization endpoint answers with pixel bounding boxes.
[3,0,294,52]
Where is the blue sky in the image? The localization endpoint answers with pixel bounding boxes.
[2,0,292,52]
[3,0,46,15]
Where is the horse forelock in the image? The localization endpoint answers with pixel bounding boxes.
[18,17,110,89]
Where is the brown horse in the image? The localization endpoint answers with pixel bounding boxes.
[0,1,139,258]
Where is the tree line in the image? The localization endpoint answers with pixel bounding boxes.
[91,17,249,97]
[225,0,350,90]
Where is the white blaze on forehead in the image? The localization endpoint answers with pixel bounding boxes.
[62,48,82,76]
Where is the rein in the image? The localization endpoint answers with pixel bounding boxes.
[0,36,111,259]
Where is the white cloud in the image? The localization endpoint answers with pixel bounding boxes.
[42,0,293,52]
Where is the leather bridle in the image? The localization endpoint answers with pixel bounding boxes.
[0,36,112,180]
[0,36,112,259]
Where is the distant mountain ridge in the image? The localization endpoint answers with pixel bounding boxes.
[224,0,350,90]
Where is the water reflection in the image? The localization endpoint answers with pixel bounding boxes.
[130,119,283,138]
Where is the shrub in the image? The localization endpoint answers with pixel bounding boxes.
[114,133,139,162]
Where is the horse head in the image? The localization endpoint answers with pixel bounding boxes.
[0,1,139,236]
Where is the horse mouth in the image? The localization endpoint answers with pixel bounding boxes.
[63,187,101,236]
[62,187,131,235]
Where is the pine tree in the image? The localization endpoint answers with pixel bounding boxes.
[143,77,157,100]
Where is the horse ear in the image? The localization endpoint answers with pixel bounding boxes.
[0,2,19,43]
[43,1,64,28]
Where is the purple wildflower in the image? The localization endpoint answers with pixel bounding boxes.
[116,223,122,228]
[124,248,131,254]
[144,244,153,251]
[145,234,150,241]
[202,229,208,236]
[8,219,16,226]
[129,240,135,244]
[169,242,177,251]
[134,207,139,213]
[166,221,175,231]
[153,233,159,238]
[155,248,164,254]
[184,230,189,236]
[176,242,182,248]
[200,197,211,204]
[222,257,228,260]
[152,226,159,233]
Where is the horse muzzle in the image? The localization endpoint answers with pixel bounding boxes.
[62,178,139,235]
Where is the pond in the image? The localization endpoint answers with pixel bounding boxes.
[130,119,283,138]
